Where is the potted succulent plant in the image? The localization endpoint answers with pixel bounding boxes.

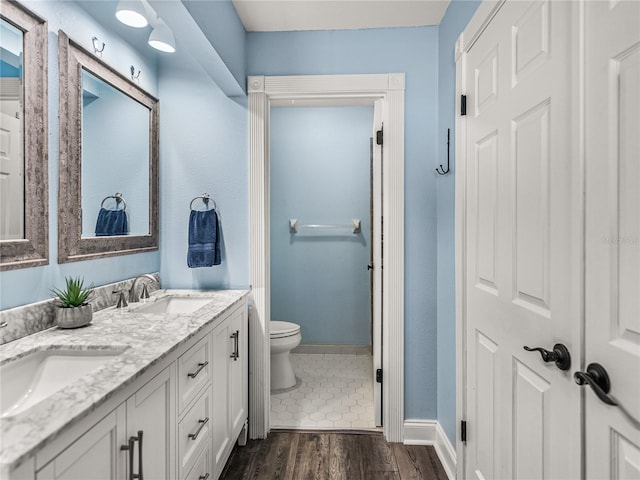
[51,276,95,328]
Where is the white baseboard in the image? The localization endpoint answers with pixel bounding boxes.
[403,420,456,480]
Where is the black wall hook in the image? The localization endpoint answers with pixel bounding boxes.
[436,128,451,175]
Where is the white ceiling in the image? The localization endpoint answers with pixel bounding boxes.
[231,0,451,32]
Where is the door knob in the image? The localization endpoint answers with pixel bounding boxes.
[574,363,618,406]
[523,343,571,370]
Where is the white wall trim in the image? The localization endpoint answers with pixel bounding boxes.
[248,73,405,442]
[403,420,457,480]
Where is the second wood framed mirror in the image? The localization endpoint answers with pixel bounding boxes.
[57,30,159,263]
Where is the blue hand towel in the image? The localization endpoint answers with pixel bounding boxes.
[95,208,129,236]
[188,209,221,268]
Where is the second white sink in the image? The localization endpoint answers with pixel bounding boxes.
[132,296,214,315]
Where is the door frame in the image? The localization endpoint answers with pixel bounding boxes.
[248,73,406,442]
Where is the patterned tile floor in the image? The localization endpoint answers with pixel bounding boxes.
[270,353,376,430]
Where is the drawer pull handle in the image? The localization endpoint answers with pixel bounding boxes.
[188,417,209,440]
[199,475,209,480]
[187,361,209,378]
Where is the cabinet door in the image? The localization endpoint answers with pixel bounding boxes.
[211,318,231,478]
[37,406,126,480]
[228,306,248,440]
[126,365,175,480]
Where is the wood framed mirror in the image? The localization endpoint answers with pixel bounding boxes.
[57,30,159,263]
[0,1,48,271]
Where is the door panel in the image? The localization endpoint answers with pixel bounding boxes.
[473,331,498,480]
[584,1,640,478]
[464,1,580,479]
[512,359,550,480]
[512,100,550,314]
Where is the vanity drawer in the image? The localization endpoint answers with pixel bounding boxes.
[184,443,211,480]
[178,335,210,414]
[179,389,211,479]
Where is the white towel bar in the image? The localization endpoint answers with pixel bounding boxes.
[289,219,361,234]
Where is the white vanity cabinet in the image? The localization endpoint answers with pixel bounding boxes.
[37,364,175,480]
[17,296,249,480]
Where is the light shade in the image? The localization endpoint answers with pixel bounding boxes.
[115,0,148,28]
[148,20,176,53]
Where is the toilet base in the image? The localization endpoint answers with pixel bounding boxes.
[271,376,301,394]
[271,351,297,390]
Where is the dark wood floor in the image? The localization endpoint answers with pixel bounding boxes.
[220,430,448,480]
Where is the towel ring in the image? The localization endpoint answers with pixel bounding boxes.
[100,193,127,211]
[190,193,217,211]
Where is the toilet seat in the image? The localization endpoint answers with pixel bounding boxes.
[270,321,300,339]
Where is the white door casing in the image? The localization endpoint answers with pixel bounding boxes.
[248,74,405,441]
[457,1,581,478]
[584,1,640,477]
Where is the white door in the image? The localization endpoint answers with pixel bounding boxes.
[583,1,640,477]
[0,109,24,240]
[372,99,383,427]
[462,1,580,478]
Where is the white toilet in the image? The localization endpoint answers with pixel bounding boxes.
[270,321,302,391]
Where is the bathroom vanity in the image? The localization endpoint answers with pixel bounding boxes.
[0,289,249,480]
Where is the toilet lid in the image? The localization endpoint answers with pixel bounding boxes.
[270,321,300,338]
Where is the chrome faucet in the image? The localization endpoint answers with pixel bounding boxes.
[113,290,128,308]
[129,274,160,303]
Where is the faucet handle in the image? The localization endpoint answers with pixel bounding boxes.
[113,290,128,308]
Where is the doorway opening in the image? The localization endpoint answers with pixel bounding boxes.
[268,104,381,429]
[248,73,405,442]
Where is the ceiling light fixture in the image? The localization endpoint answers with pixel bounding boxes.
[148,19,176,53]
[115,0,149,28]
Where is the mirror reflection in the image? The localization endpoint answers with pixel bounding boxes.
[0,19,24,241]
[81,68,150,237]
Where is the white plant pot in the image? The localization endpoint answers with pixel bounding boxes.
[56,304,93,329]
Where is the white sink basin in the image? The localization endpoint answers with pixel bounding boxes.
[132,296,214,315]
[0,348,124,418]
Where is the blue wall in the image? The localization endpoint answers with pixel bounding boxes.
[270,106,373,345]
[182,0,247,92]
[157,53,249,290]
[436,0,481,444]
[0,1,159,310]
[249,26,440,420]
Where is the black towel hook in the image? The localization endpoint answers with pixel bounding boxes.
[436,128,451,175]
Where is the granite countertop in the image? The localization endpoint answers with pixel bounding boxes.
[0,289,249,473]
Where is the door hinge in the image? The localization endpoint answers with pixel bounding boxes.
[376,128,383,146]
[376,368,383,383]
[461,420,467,443]
[461,95,467,116]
